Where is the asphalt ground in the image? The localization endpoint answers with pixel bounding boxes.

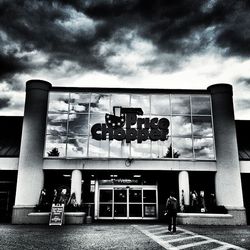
[0,223,249,250]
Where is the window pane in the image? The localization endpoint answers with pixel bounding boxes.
[151,139,171,159]
[143,190,156,203]
[68,114,89,135]
[192,96,211,115]
[110,140,130,158]
[192,116,213,137]
[46,113,68,136]
[194,138,215,159]
[89,137,109,157]
[171,95,191,114]
[129,204,142,217]
[69,93,90,113]
[131,140,151,158]
[90,93,110,113]
[151,95,170,115]
[172,137,193,158]
[48,92,69,113]
[114,189,127,202]
[99,204,112,217]
[114,204,127,217]
[129,189,142,202]
[172,116,191,137]
[131,95,150,115]
[144,205,156,217]
[89,114,105,128]
[100,190,112,202]
[67,136,88,157]
[111,94,130,109]
[45,135,66,157]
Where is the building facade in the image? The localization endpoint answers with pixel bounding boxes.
[0,80,249,224]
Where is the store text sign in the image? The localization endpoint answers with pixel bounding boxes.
[91,106,170,143]
[49,204,64,226]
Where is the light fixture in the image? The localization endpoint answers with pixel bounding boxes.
[125,158,134,167]
[63,174,71,178]
[133,175,141,178]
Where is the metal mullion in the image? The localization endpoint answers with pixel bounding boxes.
[65,92,70,158]
[86,93,91,158]
[190,95,195,160]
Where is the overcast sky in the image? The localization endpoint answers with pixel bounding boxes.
[1,0,250,119]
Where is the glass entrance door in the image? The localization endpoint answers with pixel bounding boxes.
[114,188,127,218]
[98,186,157,219]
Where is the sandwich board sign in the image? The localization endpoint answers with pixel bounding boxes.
[49,204,64,226]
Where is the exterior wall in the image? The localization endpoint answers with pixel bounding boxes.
[240,161,250,173]
[0,158,18,170]
[43,159,216,171]
[7,80,248,225]
[12,80,51,224]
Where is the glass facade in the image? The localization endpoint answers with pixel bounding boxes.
[45,92,215,160]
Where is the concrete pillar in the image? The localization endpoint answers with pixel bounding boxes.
[178,171,190,206]
[208,84,246,224]
[12,80,51,224]
[71,170,82,205]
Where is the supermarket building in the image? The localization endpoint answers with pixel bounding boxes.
[0,80,250,225]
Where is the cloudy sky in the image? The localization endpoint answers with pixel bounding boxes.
[1,0,250,119]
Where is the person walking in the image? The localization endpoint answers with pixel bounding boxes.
[166,191,178,232]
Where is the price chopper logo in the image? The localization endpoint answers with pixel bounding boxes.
[91,106,170,143]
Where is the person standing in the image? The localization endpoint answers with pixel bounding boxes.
[166,191,178,232]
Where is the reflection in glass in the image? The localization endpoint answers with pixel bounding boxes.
[67,137,88,157]
[90,93,110,113]
[45,135,67,157]
[171,95,191,114]
[111,94,130,109]
[151,95,170,115]
[131,140,151,158]
[172,137,193,158]
[89,137,109,157]
[89,114,105,129]
[68,114,89,135]
[192,116,213,137]
[48,92,69,113]
[172,116,191,136]
[99,204,112,217]
[46,113,68,135]
[69,93,90,113]
[129,189,142,202]
[131,95,150,114]
[110,140,130,158]
[151,139,171,158]
[192,96,211,115]
[194,138,215,159]
[114,189,127,202]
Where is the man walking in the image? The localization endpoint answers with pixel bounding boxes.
[166,191,178,232]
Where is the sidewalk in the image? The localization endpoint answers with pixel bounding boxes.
[0,223,249,250]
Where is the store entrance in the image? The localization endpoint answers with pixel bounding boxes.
[98,186,157,219]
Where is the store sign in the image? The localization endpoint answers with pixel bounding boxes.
[91,106,170,143]
[49,204,64,226]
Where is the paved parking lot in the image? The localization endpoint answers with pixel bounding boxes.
[0,223,249,250]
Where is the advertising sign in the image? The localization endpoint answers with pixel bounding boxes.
[91,106,170,143]
[49,204,64,226]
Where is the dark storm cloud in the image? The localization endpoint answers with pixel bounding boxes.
[0,97,10,109]
[236,77,250,86]
[1,0,250,81]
